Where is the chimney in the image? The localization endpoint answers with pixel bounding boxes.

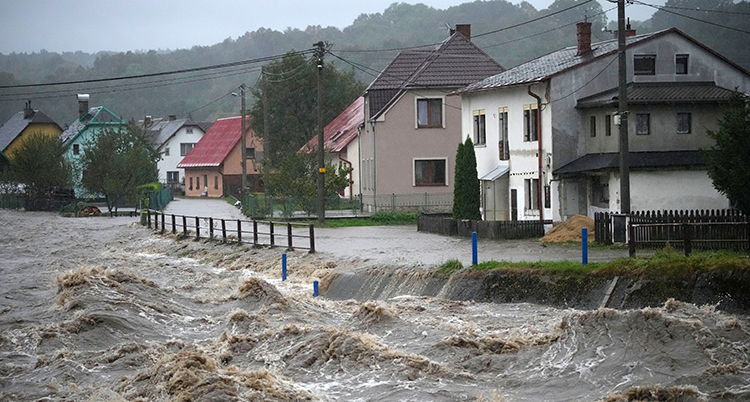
[455,24,471,39]
[614,18,637,38]
[23,100,34,119]
[168,115,177,121]
[144,115,152,126]
[576,22,592,56]
[77,94,90,117]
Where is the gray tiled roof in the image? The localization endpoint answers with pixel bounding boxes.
[60,106,123,143]
[576,81,735,108]
[0,110,60,151]
[145,118,208,149]
[554,150,704,175]
[366,32,504,119]
[454,30,666,95]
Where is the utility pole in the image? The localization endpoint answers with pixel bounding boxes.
[240,83,247,192]
[314,41,326,224]
[262,66,270,161]
[616,0,631,214]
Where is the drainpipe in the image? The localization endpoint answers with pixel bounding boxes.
[338,151,353,201]
[357,124,363,210]
[527,85,544,226]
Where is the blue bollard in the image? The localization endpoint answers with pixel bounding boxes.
[282,254,287,281]
[472,231,478,265]
[582,228,588,265]
[313,281,319,297]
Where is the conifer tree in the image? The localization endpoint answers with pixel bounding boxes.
[453,137,481,220]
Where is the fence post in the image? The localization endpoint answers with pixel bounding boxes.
[237,220,242,243]
[282,254,287,281]
[172,214,176,235]
[628,223,636,258]
[183,216,187,237]
[683,222,692,257]
[253,221,258,245]
[161,212,165,234]
[147,210,152,228]
[582,228,588,265]
[154,212,158,231]
[472,232,478,265]
[195,216,200,240]
[287,223,293,251]
[221,219,226,242]
[309,225,316,253]
[270,222,275,247]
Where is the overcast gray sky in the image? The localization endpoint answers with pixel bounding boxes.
[0,0,664,54]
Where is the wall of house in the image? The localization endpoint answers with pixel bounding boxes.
[460,83,553,221]
[184,167,223,198]
[627,170,728,212]
[331,139,359,199]
[362,89,462,198]
[4,123,62,159]
[157,126,204,188]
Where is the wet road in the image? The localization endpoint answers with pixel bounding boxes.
[160,197,628,267]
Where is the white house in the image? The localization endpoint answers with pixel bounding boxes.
[141,116,212,192]
[454,23,750,222]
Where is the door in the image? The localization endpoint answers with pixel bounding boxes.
[565,182,579,217]
[510,189,518,222]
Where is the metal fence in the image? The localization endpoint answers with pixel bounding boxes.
[418,214,552,239]
[145,210,315,252]
[362,192,453,214]
[148,187,174,211]
[0,195,25,209]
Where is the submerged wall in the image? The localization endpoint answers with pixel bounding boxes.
[322,267,750,314]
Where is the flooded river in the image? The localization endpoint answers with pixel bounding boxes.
[1,210,748,401]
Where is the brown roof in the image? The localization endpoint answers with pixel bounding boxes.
[366,31,504,119]
[576,81,735,108]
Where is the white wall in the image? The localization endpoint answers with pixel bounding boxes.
[157,126,204,184]
[629,170,729,212]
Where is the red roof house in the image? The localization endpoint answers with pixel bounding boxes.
[178,116,262,197]
[301,96,364,199]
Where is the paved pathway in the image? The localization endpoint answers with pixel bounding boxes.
[159,197,629,267]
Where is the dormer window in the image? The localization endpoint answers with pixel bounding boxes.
[634,55,656,75]
[676,54,688,75]
[186,127,194,134]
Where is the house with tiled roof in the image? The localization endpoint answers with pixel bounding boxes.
[360,24,504,212]
[60,94,126,198]
[177,116,262,198]
[453,23,750,222]
[0,101,62,159]
[300,96,364,199]
[138,115,212,193]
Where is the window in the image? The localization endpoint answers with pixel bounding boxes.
[246,147,255,159]
[167,171,179,183]
[196,176,200,189]
[524,104,539,142]
[590,116,597,138]
[473,110,486,145]
[73,143,80,155]
[636,114,650,135]
[180,143,195,156]
[634,55,656,75]
[524,178,539,211]
[214,176,219,189]
[164,147,170,157]
[416,98,442,128]
[676,54,688,75]
[677,113,691,134]
[414,159,446,186]
[605,114,612,137]
[498,107,509,160]
[186,127,194,134]
[189,177,193,191]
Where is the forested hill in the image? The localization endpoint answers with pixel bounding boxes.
[1,0,748,127]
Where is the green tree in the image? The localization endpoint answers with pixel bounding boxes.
[704,91,750,214]
[78,126,159,213]
[260,152,352,198]
[2,132,71,210]
[248,51,366,164]
[453,137,481,220]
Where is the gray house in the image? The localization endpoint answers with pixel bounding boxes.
[454,23,750,222]
[360,24,504,212]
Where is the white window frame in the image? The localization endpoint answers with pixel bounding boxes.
[523,104,539,142]
[473,109,486,146]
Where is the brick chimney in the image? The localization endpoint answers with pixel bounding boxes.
[455,24,471,39]
[77,94,90,117]
[577,22,592,56]
[23,100,34,119]
[613,18,637,39]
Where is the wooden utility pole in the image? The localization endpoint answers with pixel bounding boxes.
[617,0,631,214]
[314,41,326,224]
[240,83,248,192]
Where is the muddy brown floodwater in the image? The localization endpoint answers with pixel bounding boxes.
[1,210,749,401]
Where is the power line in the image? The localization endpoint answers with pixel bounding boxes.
[548,55,618,105]
[183,89,238,118]
[633,0,750,35]
[644,2,750,16]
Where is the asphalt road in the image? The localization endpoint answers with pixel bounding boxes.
[161,197,628,267]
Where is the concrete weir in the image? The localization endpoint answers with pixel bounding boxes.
[322,267,750,314]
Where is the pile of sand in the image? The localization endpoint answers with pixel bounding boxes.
[540,214,595,243]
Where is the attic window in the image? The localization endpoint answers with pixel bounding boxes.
[417,98,443,128]
[676,54,688,75]
[634,54,656,75]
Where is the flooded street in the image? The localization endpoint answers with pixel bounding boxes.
[1,209,749,401]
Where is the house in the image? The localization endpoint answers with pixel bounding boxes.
[360,24,504,212]
[60,94,126,198]
[0,101,62,159]
[139,115,212,193]
[177,116,262,198]
[300,96,364,200]
[453,23,750,222]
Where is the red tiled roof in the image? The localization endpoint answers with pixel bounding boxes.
[301,97,364,154]
[177,116,249,168]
